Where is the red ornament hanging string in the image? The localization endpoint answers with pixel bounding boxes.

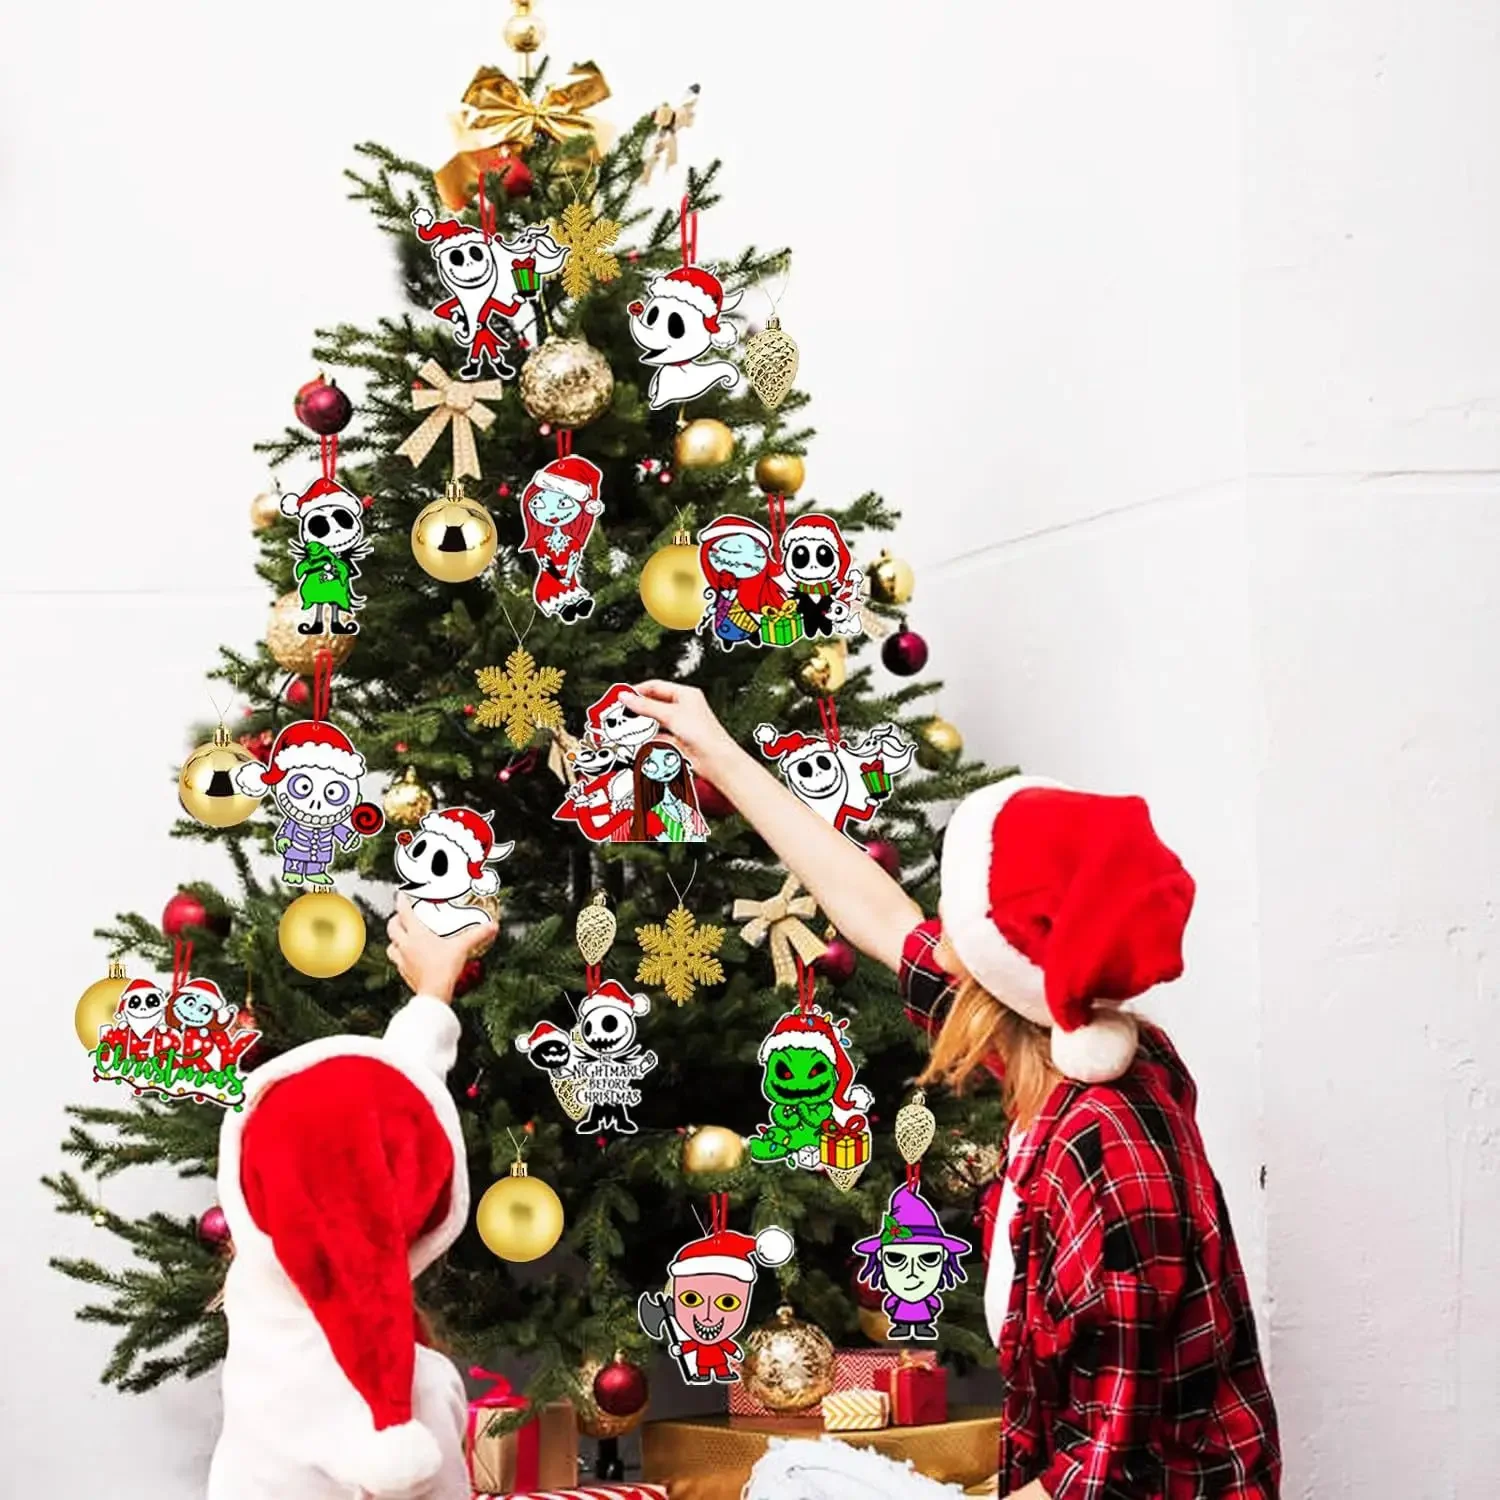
[585,961,602,995]
[765,491,788,553]
[555,427,573,459]
[794,953,817,1017]
[311,647,335,723]
[319,431,338,483]
[816,696,841,747]
[709,1190,731,1234]
[679,196,698,268]
[170,937,194,999]
[476,170,497,241]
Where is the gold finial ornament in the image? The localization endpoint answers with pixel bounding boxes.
[742,315,800,409]
[504,0,545,58]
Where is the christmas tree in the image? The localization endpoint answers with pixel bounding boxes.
[45,60,1011,1412]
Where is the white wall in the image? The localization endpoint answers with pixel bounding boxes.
[0,2,1494,1497]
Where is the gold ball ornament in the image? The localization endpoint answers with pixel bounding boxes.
[868,550,916,606]
[753,452,805,495]
[250,490,282,531]
[575,892,617,967]
[895,1089,938,1165]
[74,960,129,1048]
[279,891,367,978]
[577,1357,649,1439]
[519,338,615,428]
[797,639,847,696]
[267,591,358,675]
[682,1125,747,1175]
[178,725,261,828]
[411,486,499,584]
[674,418,736,470]
[503,6,545,54]
[640,530,708,630]
[383,767,435,828]
[477,1161,564,1263]
[741,1306,836,1413]
[916,716,964,771]
[742,315,800,409]
[857,1305,894,1344]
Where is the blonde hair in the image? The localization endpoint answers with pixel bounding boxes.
[918,977,1059,1129]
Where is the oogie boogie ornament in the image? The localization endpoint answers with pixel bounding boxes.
[280,477,370,636]
[394,806,513,936]
[233,722,384,886]
[515,980,657,1135]
[638,1203,794,1386]
[517,453,604,623]
[748,1008,872,1172]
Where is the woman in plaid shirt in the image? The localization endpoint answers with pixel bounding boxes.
[621,682,1281,1500]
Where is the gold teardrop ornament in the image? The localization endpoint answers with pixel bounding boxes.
[742,315,800,409]
[575,892,617,967]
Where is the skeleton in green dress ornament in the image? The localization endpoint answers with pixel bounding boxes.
[281,477,370,635]
[748,1008,872,1169]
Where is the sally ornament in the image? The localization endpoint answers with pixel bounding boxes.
[742,314,800,409]
[179,724,261,828]
[411,481,499,583]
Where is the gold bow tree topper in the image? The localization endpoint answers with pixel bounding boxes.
[734,874,828,990]
[435,61,612,210]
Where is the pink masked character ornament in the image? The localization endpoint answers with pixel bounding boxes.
[638,1196,795,1386]
[516,453,604,623]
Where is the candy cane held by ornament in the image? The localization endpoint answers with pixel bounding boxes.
[396,361,507,481]
[734,874,827,990]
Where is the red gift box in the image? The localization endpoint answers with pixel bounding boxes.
[874,1354,949,1426]
[728,1346,937,1420]
[484,1487,668,1500]
[465,1366,577,1495]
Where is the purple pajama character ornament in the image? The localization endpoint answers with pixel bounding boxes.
[232,720,384,887]
[852,1182,970,1341]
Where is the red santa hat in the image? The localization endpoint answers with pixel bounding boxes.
[578,978,651,1025]
[939,777,1197,1083]
[410,205,486,250]
[523,454,604,512]
[647,265,740,348]
[514,1020,571,1055]
[756,1009,872,1115]
[279,474,361,520]
[415,807,514,895]
[171,977,234,1024]
[779,513,851,578]
[585,684,649,736]
[668,1223,795,1283]
[754,723,824,762]
[218,1036,467,1497]
[233,720,365,795]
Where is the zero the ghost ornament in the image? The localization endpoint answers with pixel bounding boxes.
[232,721,385,887]
[627,264,744,410]
[393,806,513,936]
[754,721,916,842]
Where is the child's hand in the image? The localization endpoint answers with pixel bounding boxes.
[622,681,738,781]
[385,896,495,1003]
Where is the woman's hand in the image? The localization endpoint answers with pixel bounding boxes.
[386,896,495,1004]
[620,681,740,783]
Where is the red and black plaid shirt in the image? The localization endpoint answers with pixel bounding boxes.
[901,919,1281,1499]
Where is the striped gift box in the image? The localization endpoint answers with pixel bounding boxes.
[820,1387,890,1432]
[476,1486,668,1500]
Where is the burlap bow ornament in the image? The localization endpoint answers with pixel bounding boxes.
[395,361,505,480]
[734,874,828,989]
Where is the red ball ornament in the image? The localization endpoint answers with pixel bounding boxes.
[865,840,902,880]
[197,1205,232,1251]
[285,677,311,708]
[238,729,274,762]
[814,935,858,986]
[881,623,929,677]
[592,1358,649,1418]
[851,1265,884,1310]
[163,890,230,939]
[694,776,734,819]
[455,958,483,998]
[488,148,533,198]
[465,1082,481,1100]
[293,375,353,436]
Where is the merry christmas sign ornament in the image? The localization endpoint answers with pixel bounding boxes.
[393,805,513,937]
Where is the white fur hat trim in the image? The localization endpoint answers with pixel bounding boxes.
[273,743,365,779]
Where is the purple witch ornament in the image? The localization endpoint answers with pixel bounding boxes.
[853,1182,970,1341]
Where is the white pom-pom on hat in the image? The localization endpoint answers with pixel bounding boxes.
[233,761,269,797]
[329,1419,442,1499]
[1049,1011,1140,1085]
[754,1225,795,1268]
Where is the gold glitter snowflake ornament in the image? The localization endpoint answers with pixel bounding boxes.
[551,202,621,299]
[636,904,726,1005]
[474,648,566,749]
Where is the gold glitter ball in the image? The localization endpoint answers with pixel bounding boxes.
[740,1306,835,1413]
[266,591,358,676]
[519,338,615,428]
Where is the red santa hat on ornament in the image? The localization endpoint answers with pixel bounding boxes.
[578,978,651,1027]
[232,721,365,796]
[779,514,851,578]
[757,1009,872,1115]
[939,777,1197,1084]
[514,1020,570,1055]
[279,475,360,521]
[410,206,486,251]
[669,1223,795,1283]
[647,266,740,348]
[754,724,825,761]
[523,454,604,512]
[414,807,514,895]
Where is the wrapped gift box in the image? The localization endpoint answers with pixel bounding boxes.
[642,1407,999,1500]
[728,1345,937,1420]
[465,1367,577,1496]
[874,1356,949,1426]
[860,759,892,797]
[821,1388,889,1431]
[818,1118,871,1171]
[758,601,803,647]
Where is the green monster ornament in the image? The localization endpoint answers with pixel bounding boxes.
[747,1008,873,1171]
